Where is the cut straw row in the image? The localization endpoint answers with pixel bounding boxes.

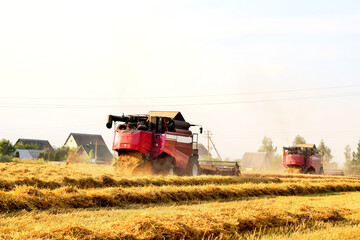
[0,182,359,212]
[0,175,283,190]
[0,203,349,240]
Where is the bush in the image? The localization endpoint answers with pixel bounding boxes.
[53,146,70,161]
[0,154,12,163]
[0,139,15,155]
[12,158,45,164]
[67,152,91,163]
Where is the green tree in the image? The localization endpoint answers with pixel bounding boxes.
[89,149,94,160]
[258,136,277,155]
[14,141,40,150]
[344,145,352,164]
[292,135,306,146]
[0,139,15,156]
[344,140,360,175]
[352,151,357,162]
[0,154,12,162]
[54,152,60,161]
[344,145,352,172]
[318,139,333,167]
[356,139,360,164]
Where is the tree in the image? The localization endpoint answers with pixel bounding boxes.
[14,141,40,150]
[292,135,306,146]
[344,141,360,175]
[258,136,277,155]
[356,139,360,164]
[0,139,15,156]
[344,145,352,164]
[318,139,333,167]
[89,149,94,160]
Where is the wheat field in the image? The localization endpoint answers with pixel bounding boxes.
[0,162,359,239]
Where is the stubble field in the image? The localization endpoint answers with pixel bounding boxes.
[0,162,359,239]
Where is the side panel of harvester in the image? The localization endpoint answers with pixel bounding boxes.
[309,154,322,173]
[163,132,193,169]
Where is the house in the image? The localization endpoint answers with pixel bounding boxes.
[241,152,273,171]
[15,138,54,160]
[16,149,45,160]
[64,133,113,164]
[193,143,212,160]
[15,138,54,152]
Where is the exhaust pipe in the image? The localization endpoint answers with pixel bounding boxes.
[106,115,114,129]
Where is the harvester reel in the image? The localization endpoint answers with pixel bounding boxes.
[115,152,153,176]
[285,166,303,174]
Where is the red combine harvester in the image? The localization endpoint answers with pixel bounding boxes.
[282,144,324,174]
[106,111,240,176]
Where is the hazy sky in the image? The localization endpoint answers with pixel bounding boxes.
[1,0,360,165]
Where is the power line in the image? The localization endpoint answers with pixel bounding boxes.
[0,84,360,101]
[0,91,359,108]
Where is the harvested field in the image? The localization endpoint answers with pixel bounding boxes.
[0,162,359,239]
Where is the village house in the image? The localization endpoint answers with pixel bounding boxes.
[241,152,273,171]
[64,133,113,164]
[193,143,212,160]
[15,138,54,160]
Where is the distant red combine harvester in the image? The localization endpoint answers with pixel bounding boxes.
[282,144,324,174]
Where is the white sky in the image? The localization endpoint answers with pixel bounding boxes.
[1,0,360,165]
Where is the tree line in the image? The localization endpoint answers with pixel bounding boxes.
[344,141,360,175]
[0,139,71,162]
[258,135,338,171]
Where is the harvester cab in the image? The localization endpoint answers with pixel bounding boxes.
[282,144,324,174]
[106,111,202,176]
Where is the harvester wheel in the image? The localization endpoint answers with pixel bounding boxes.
[187,157,199,176]
[305,168,316,174]
[163,161,176,176]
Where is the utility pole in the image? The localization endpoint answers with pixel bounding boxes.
[207,130,210,160]
[205,130,223,161]
[209,137,223,161]
[95,140,98,163]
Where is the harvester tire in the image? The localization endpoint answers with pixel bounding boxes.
[306,168,316,175]
[163,161,176,176]
[187,157,199,176]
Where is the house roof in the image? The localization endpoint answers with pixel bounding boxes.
[64,133,107,146]
[193,143,212,156]
[241,152,272,168]
[15,139,54,152]
[77,144,113,161]
[147,111,185,121]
